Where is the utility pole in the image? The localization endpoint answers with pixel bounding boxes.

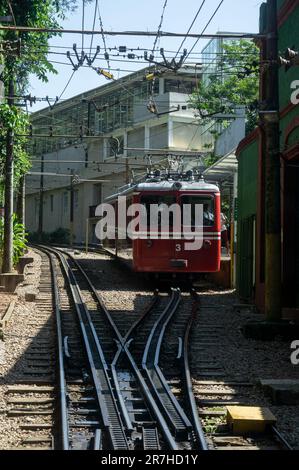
[2,76,14,273]
[262,0,281,321]
[125,159,130,184]
[70,170,74,247]
[16,175,25,226]
[38,155,44,241]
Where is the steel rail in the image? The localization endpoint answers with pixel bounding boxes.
[44,249,70,450]
[64,253,178,449]
[48,247,178,450]
[142,289,193,440]
[110,291,160,434]
[110,291,180,449]
[272,426,293,451]
[182,291,208,450]
[56,247,130,449]
[54,249,144,433]
[39,245,129,450]
[122,344,178,449]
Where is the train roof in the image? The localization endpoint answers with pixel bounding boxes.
[136,180,220,192]
[105,178,220,203]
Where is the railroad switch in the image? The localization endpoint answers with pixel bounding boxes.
[226,406,277,435]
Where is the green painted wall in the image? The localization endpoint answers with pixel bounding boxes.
[278,4,299,112]
[236,138,259,298]
[237,140,258,219]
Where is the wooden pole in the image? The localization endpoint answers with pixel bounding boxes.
[2,77,14,273]
[264,0,281,321]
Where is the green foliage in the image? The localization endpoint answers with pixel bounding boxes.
[49,227,70,244]
[28,231,51,243]
[0,1,93,86]
[0,1,90,204]
[28,227,70,245]
[0,104,31,204]
[203,152,219,168]
[190,40,260,134]
[0,214,27,266]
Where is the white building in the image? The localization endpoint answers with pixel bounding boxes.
[25,65,215,243]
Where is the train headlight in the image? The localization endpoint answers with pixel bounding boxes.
[146,240,153,248]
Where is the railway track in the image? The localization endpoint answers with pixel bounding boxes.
[32,245,204,450]
[5,251,56,450]
[190,299,293,451]
[8,245,293,451]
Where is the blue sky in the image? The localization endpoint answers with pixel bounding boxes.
[28,0,262,111]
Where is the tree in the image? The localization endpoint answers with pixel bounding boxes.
[0,1,91,271]
[190,40,260,135]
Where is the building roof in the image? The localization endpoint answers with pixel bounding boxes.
[202,149,238,185]
[31,64,203,119]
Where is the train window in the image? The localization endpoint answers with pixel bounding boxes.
[181,195,215,227]
[140,195,177,230]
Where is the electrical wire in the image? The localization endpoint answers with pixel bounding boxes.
[97,0,110,71]
[89,0,99,59]
[185,0,225,61]
[152,0,168,55]
[6,0,16,25]
[58,70,76,101]
[46,58,257,75]
[81,0,85,52]
[174,0,206,60]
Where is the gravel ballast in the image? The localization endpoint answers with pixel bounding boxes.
[0,248,298,449]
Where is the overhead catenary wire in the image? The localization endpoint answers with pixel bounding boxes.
[46,58,257,76]
[22,43,256,57]
[81,0,85,52]
[174,0,206,60]
[97,0,110,71]
[20,47,260,66]
[185,0,225,61]
[0,25,262,39]
[152,0,168,55]
[89,0,99,59]
[58,70,76,101]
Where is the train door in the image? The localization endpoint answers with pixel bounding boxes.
[179,193,220,272]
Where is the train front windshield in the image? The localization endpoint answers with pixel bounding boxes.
[180,195,215,227]
[140,195,177,229]
[139,194,215,230]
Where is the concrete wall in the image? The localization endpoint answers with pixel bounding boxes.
[133,92,195,124]
[25,69,208,245]
[215,108,246,157]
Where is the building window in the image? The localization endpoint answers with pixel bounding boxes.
[164,79,196,94]
[50,195,54,212]
[108,135,124,157]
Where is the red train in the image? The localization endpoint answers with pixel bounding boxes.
[102,171,221,278]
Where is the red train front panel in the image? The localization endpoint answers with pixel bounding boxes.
[131,190,221,273]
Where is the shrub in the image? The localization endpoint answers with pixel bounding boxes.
[50,228,70,244]
[28,231,51,243]
[0,214,27,268]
